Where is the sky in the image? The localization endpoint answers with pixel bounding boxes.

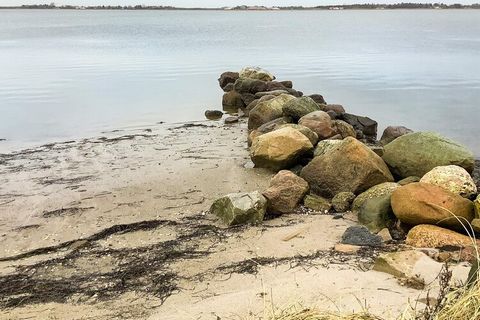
[2,0,479,7]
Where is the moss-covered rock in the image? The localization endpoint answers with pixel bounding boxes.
[210,191,267,226]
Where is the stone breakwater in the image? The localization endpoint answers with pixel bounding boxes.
[209,66,480,268]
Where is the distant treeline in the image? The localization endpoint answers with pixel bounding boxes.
[1,3,480,10]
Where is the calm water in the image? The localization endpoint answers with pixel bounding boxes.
[0,9,479,154]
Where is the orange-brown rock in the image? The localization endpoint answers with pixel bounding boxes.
[391,182,475,229]
[406,224,479,248]
[298,111,335,140]
[263,170,309,214]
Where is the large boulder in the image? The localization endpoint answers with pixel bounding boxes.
[338,113,378,142]
[358,194,395,233]
[406,224,478,248]
[248,94,295,130]
[380,126,413,145]
[239,66,275,82]
[222,91,245,110]
[263,170,309,214]
[218,71,239,91]
[210,191,267,226]
[250,127,313,171]
[298,111,335,140]
[278,124,318,146]
[282,97,321,121]
[233,78,267,94]
[420,165,477,198]
[382,132,475,179]
[391,182,475,229]
[352,182,400,212]
[300,137,394,198]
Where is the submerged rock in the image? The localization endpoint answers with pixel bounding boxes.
[239,66,275,82]
[250,127,313,171]
[391,182,474,229]
[210,191,267,226]
[300,137,394,198]
[406,224,478,248]
[263,170,309,214]
[380,126,413,145]
[341,225,383,247]
[420,165,477,198]
[382,132,475,179]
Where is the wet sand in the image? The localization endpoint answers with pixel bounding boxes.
[0,119,471,319]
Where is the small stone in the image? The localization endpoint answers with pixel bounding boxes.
[332,192,356,212]
[224,116,239,124]
[334,243,360,254]
[341,225,383,247]
[377,228,393,242]
[210,191,267,226]
[204,110,223,120]
[304,194,331,212]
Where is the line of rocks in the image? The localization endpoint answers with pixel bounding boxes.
[208,67,480,265]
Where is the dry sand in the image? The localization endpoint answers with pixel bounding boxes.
[0,119,471,320]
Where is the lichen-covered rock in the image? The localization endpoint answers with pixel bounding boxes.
[278,124,318,146]
[313,139,343,157]
[250,127,313,171]
[331,120,356,139]
[210,191,267,226]
[475,195,480,218]
[332,192,356,212]
[222,91,245,110]
[248,94,295,130]
[406,224,478,248]
[304,194,331,212]
[420,165,477,198]
[298,111,335,140]
[391,182,475,229]
[358,194,395,233]
[282,97,321,121]
[382,132,475,179]
[239,66,275,81]
[263,170,309,214]
[352,182,400,212]
[301,137,394,198]
[380,126,413,145]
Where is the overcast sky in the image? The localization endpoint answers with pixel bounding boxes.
[2,0,479,7]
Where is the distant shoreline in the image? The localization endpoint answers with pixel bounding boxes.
[1,3,480,11]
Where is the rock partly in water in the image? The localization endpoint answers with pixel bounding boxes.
[263,170,309,214]
[222,91,245,110]
[218,71,239,91]
[380,126,413,145]
[338,113,378,142]
[282,96,321,121]
[303,194,332,212]
[341,225,383,247]
[298,111,335,140]
[239,66,275,82]
[382,132,475,179]
[332,192,356,212]
[301,137,394,198]
[210,191,267,226]
[204,110,223,120]
[406,224,478,248]
[358,194,395,233]
[250,127,313,171]
[391,182,475,229]
[248,94,295,130]
[420,165,477,198]
[352,182,400,212]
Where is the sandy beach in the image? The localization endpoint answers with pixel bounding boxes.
[0,118,474,320]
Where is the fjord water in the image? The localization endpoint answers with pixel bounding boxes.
[0,9,479,154]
